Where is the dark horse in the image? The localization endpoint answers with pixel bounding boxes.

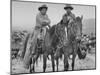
[30,22,66,72]
[54,15,87,71]
[24,23,66,72]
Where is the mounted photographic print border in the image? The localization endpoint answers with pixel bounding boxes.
[10,0,96,74]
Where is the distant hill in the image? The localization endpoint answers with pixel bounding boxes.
[12,18,96,35]
[82,18,96,34]
[12,25,33,33]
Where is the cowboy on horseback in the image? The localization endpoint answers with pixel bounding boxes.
[24,4,51,69]
[63,4,75,25]
[33,4,50,44]
[55,4,76,49]
[63,4,83,41]
[54,4,85,71]
[33,4,51,52]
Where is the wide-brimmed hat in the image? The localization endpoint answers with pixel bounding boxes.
[64,4,73,10]
[38,4,48,11]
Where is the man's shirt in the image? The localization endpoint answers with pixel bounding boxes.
[36,13,51,28]
[63,12,75,23]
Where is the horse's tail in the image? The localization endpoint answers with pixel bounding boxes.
[21,33,30,58]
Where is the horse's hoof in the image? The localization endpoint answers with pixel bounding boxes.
[53,70,55,72]
[72,69,74,71]
[52,68,55,72]
[56,70,58,72]
[43,70,45,72]
[64,69,68,71]
[30,70,35,73]
[30,70,32,73]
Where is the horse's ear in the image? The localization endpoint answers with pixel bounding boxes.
[81,15,83,20]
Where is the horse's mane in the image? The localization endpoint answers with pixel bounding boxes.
[49,25,56,37]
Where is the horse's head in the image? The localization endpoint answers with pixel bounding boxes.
[75,15,83,40]
[67,15,83,41]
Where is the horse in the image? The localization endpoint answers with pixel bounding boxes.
[42,14,72,72]
[42,25,57,72]
[28,27,52,73]
[54,15,87,71]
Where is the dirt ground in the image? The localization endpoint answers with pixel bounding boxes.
[11,48,96,74]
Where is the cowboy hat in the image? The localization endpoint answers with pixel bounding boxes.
[64,4,73,10]
[38,4,48,11]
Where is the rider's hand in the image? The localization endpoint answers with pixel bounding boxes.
[42,22,47,25]
[47,24,50,28]
[42,22,48,26]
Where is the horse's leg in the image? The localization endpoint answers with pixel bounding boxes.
[56,58,59,72]
[30,56,35,73]
[35,54,38,65]
[30,54,39,72]
[47,55,50,60]
[40,48,43,61]
[29,56,32,73]
[35,54,40,67]
[51,54,55,72]
[39,54,41,61]
[72,43,77,71]
[72,53,76,71]
[43,53,47,72]
[64,54,69,71]
[31,59,35,72]
[35,59,38,66]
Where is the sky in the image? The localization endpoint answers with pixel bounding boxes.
[12,1,96,31]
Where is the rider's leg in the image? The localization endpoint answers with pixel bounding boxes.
[23,29,40,69]
[30,29,40,54]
